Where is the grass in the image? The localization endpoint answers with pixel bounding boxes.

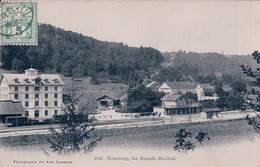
[0,119,258,149]
[61,76,128,112]
[97,119,258,150]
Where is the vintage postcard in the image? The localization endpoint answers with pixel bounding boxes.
[0,0,260,167]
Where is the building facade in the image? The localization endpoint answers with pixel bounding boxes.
[159,82,218,101]
[0,100,25,123]
[153,94,200,117]
[196,84,218,101]
[0,68,64,121]
[159,82,197,94]
[96,95,120,111]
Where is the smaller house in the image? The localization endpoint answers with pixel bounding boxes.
[96,95,120,111]
[199,83,215,92]
[247,86,260,94]
[0,100,25,123]
[200,108,221,119]
[196,84,218,101]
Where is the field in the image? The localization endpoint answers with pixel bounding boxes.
[0,119,259,167]
[57,77,128,112]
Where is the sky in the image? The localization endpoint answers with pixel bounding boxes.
[38,1,260,55]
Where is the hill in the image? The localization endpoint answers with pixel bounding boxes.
[0,24,164,85]
[154,51,256,84]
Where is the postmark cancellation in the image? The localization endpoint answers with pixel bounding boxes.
[0,0,37,45]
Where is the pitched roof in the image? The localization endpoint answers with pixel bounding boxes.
[96,90,128,101]
[2,73,64,86]
[164,82,198,90]
[96,95,116,101]
[146,81,156,88]
[249,86,260,92]
[247,95,258,100]
[148,82,161,92]
[0,100,25,115]
[202,108,221,113]
[200,83,215,90]
[161,94,181,101]
[222,85,232,92]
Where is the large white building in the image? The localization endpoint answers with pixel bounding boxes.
[159,82,218,101]
[0,68,64,121]
[159,82,198,94]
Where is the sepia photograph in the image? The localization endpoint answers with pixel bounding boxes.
[0,0,260,167]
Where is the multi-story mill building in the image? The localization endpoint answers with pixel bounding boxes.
[0,68,64,121]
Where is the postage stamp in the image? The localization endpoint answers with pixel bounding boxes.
[0,0,37,45]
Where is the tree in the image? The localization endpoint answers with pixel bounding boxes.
[173,129,210,153]
[1,24,164,84]
[127,85,165,113]
[12,58,24,73]
[241,50,260,134]
[45,78,101,155]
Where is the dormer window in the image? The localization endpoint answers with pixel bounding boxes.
[34,77,42,86]
[43,79,50,83]
[24,78,30,83]
[53,78,59,83]
[13,78,20,83]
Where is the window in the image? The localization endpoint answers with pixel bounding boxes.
[35,87,40,91]
[25,86,29,91]
[25,101,29,107]
[101,101,108,105]
[54,93,58,99]
[35,110,39,118]
[54,101,58,106]
[45,93,48,98]
[45,110,48,116]
[45,101,48,106]
[54,110,58,115]
[35,101,39,107]
[54,86,58,91]
[14,94,19,99]
[15,87,18,91]
[45,86,48,91]
[35,94,39,98]
[25,94,29,99]
[25,111,29,116]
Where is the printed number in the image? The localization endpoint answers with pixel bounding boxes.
[94,157,103,160]
[16,27,22,35]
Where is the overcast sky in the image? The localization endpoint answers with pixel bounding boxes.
[38,1,260,55]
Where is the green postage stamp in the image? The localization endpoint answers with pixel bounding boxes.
[0,0,37,45]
